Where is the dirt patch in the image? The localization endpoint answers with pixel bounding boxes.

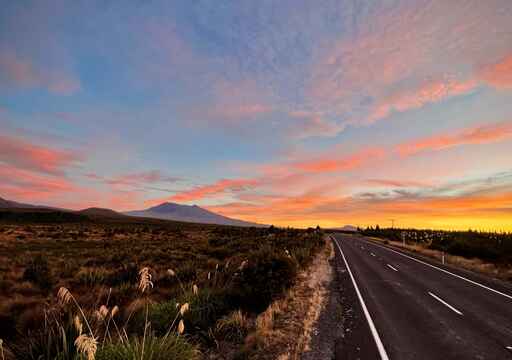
[247,237,335,359]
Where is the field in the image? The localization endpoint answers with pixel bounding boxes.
[0,211,324,359]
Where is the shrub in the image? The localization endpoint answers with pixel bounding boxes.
[11,312,81,360]
[76,267,108,287]
[147,300,180,336]
[215,310,249,344]
[96,333,199,360]
[229,247,298,313]
[22,255,53,291]
[183,288,230,334]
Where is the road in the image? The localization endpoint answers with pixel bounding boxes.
[331,233,512,360]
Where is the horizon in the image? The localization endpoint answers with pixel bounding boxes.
[1,1,512,231]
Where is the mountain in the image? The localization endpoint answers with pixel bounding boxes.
[125,202,264,227]
[0,196,37,209]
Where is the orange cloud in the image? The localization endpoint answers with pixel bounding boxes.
[0,134,81,175]
[208,184,512,231]
[169,178,260,203]
[291,148,386,173]
[396,120,512,156]
[480,54,512,89]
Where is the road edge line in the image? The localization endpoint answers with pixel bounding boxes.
[363,239,512,301]
[331,236,390,360]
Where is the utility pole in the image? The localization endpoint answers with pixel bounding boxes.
[389,219,395,229]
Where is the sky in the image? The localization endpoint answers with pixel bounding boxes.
[1,0,512,231]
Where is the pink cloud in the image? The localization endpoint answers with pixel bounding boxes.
[0,50,80,95]
[365,179,431,188]
[366,78,477,123]
[0,134,81,175]
[396,120,512,156]
[287,111,345,139]
[87,170,181,187]
[308,1,512,126]
[291,147,386,173]
[0,163,80,202]
[169,178,260,203]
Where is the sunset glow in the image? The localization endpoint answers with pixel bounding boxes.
[1,1,512,231]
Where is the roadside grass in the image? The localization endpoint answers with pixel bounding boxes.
[364,234,512,281]
[0,218,324,358]
[237,238,334,360]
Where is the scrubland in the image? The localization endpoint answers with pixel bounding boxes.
[0,215,324,359]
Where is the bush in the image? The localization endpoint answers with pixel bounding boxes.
[229,247,298,313]
[183,288,230,334]
[96,333,199,360]
[215,310,249,344]
[76,267,108,287]
[22,255,53,291]
[11,312,80,360]
[147,300,180,336]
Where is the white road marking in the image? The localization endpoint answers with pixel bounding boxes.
[507,346,512,350]
[428,292,463,315]
[387,264,398,272]
[363,239,512,301]
[371,253,376,257]
[332,236,390,360]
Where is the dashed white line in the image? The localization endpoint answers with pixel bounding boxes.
[362,239,512,301]
[428,292,463,315]
[371,252,376,257]
[332,236,390,360]
[387,264,398,272]
[506,346,512,350]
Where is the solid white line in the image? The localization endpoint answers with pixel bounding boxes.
[332,236,390,360]
[387,264,398,272]
[428,292,463,315]
[363,239,512,301]
[506,346,512,350]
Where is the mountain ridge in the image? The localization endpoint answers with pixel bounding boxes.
[125,202,264,227]
[0,196,265,227]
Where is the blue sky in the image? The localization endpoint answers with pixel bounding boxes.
[1,0,512,229]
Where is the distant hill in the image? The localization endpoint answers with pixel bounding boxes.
[332,225,358,232]
[125,202,264,227]
[0,196,37,209]
[78,207,126,218]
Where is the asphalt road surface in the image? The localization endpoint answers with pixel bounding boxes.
[331,233,512,360]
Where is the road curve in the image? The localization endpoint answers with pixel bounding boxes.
[331,233,512,360]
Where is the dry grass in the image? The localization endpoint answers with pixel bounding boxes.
[0,219,324,358]
[370,237,512,281]
[243,237,334,360]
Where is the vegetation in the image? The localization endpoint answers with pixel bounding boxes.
[361,226,512,265]
[0,215,324,359]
